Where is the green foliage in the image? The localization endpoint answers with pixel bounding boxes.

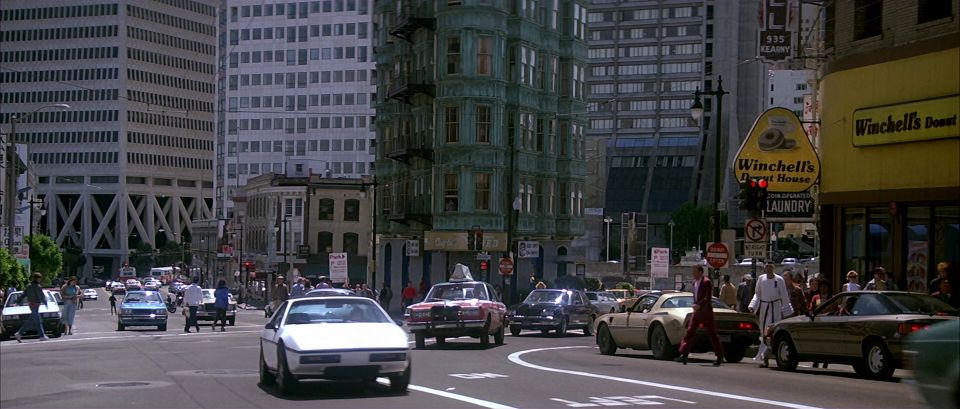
[26,235,62,285]
[0,248,28,291]
[156,241,192,268]
[669,202,729,253]
[584,277,602,291]
[61,245,86,277]
[615,282,635,292]
[129,242,155,274]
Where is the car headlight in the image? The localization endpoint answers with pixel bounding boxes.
[121,308,132,314]
[370,352,407,362]
[409,310,430,319]
[155,309,166,315]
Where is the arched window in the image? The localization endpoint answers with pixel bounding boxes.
[343,232,359,254]
[344,199,360,221]
[318,198,334,220]
[317,231,333,253]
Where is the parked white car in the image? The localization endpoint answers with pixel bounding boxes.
[781,258,798,265]
[259,296,410,395]
[1,290,63,339]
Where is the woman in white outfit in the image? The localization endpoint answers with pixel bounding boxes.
[842,270,861,292]
[749,263,793,367]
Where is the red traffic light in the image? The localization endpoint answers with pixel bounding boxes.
[757,179,768,189]
[480,261,489,270]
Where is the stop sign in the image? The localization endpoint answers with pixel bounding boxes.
[498,258,514,276]
[706,242,729,269]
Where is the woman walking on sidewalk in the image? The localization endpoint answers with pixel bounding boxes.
[60,276,81,335]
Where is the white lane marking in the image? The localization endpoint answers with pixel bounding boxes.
[376,378,516,409]
[508,346,822,409]
[0,330,261,347]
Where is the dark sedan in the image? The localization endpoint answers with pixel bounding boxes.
[766,291,958,380]
[507,289,599,336]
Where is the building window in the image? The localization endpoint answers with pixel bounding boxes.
[344,199,360,221]
[317,231,333,253]
[854,0,882,40]
[446,36,460,74]
[476,105,491,144]
[444,173,459,211]
[318,198,334,220]
[445,106,459,143]
[475,173,490,211]
[343,232,359,254]
[918,0,952,24]
[824,2,835,48]
[477,35,493,76]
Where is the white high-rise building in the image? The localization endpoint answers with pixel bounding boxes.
[0,0,217,278]
[215,0,376,220]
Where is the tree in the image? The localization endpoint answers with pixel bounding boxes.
[669,202,728,255]
[129,242,156,275]
[615,282,635,292]
[61,245,86,278]
[0,248,28,291]
[25,235,62,285]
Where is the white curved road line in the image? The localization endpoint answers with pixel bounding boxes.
[376,379,517,409]
[508,346,822,409]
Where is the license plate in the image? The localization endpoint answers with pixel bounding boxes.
[720,334,731,343]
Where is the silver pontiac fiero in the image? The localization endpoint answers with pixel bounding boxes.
[259,296,411,395]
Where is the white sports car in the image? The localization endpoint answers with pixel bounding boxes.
[259,296,410,395]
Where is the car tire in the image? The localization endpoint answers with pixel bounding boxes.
[51,324,63,338]
[510,325,521,337]
[494,322,505,345]
[597,324,618,355]
[725,344,746,363]
[583,315,596,336]
[861,340,896,380]
[414,332,425,349]
[774,335,799,371]
[650,324,676,360]
[540,329,550,336]
[259,348,276,385]
[556,317,568,337]
[229,318,236,326]
[390,362,411,393]
[276,342,298,395]
[158,324,167,332]
[480,320,491,347]
[117,322,125,332]
[436,336,446,344]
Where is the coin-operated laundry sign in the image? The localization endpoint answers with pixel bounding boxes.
[734,107,821,193]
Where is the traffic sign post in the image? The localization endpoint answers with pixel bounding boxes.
[744,218,768,243]
[498,258,514,276]
[705,242,730,269]
[744,243,768,259]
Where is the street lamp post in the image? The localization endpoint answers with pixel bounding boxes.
[4,103,71,253]
[27,197,45,271]
[668,220,675,265]
[691,76,728,279]
[603,216,613,261]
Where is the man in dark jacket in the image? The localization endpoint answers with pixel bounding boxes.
[378,282,393,312]
[736,274,754,313]
[14,273,49,342]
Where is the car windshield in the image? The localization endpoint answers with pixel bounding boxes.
[123,293,163,304]
[660,296,728,309]
[284,298,389,324]
[585,293,599,301]
[885,293,959,316]
[202,290,214,299]
[524,290,567,304]
[425,283,488,301]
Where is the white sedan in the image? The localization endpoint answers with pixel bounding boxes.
[82,288,99,301]
[259,296,410,395]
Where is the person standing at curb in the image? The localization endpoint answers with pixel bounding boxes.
[182,277,202,333]
[60,276,81,335]
[13,273,48,342]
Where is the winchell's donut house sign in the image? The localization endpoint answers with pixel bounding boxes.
[852,95,959,147]
[734,107,821,193]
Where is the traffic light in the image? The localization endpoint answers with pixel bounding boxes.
[737,180,754,210]
[755,178,769,212]
[466,230,476,251]
[476,230,484,251]
[738,178,769,213]
[480,261,488,271]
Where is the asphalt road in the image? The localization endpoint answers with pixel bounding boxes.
[0,288,929,409]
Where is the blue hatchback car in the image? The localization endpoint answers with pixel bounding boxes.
[118,291,168,331]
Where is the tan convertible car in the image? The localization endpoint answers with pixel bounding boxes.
[765,291,958,380]
[594,291,761,362]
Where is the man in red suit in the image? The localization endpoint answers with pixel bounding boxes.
[675,265,724,366]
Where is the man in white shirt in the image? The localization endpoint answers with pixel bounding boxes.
[182,277,203,333]
[749,263,793,367]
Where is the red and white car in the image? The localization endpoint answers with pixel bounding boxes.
[405,265,507,349]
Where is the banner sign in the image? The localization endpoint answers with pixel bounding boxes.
[757,0,795,64]
[852,95,959,146]
[329,252,348,283]
[650,248,670,278]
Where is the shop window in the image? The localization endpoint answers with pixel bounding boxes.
[905,207,931,293]
[842,207,893,283]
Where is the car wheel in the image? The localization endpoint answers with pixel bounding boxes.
[556,317,568,337]
[583,316,595,336]
[725,344,746,363]
[650,324,676,360]
[229,318,236,326]
[480,319,491,347]
[158,324,167,332]
[510,325,521,336]
[436,336,446,344]
[117,322,125,332]
[861,340,896,380]
[494,322,505,345]
[414,332,425,349]
[276,342,298,395]
[389,362,411,393]
[597,324,618,355]
[51,324,63,338]
[540,329,550,336]
[259,348,276,385]
[774,335,799,371]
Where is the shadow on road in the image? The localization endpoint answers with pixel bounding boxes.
[257,380,407,400]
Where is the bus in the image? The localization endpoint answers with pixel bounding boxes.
[149,267,179,285]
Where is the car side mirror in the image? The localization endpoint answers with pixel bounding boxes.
[264,322,276,330]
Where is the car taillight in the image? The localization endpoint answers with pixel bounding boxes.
[898,322,930,335]
[738,322,756,330]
